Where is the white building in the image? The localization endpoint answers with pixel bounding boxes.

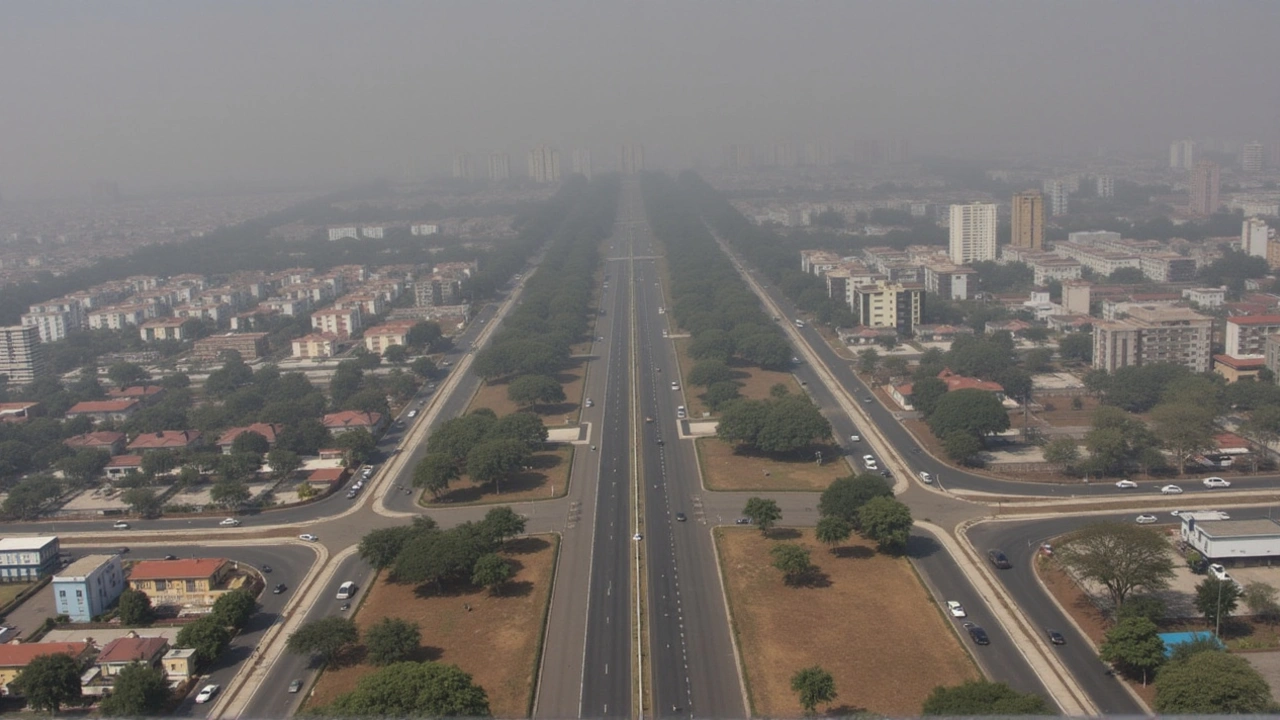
[1095,175,1114,199]
[21,310,75,343]
[1170,139,1196,169]
[328,227,358,241]
[410,224,440,236]
[0,325,49,385]
[571,149,592,179]
[488,152,511,181]
[1182,287,1226,309]
[1243,217,1274,258]
[948,202,997,264]
[1181,518,1280,561]
[527,146,561,183]
[360,226,385,239]
[1030,258,1083,285]
[1043,179,1069,216]
[1242,142,1265,173]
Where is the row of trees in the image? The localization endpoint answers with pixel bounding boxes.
[358,508,526,594]
[715,394,831,455]
[414,409,549,496]
[816,474,913,554]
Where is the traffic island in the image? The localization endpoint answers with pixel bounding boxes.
[697,437,850,491]
[421,445,573,506]
[465,357,589,424]
[715,527,977,716]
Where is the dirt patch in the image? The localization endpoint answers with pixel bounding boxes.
[698,437,849,492]
[467,358,588,426]
[303,534,559,718]
[1032,394,1101,428]
[425,445,573,506]
[717,528,977,716]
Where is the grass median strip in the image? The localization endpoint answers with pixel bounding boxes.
[697,437,849,492]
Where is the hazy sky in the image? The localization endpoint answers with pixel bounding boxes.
[2,1,1277,198]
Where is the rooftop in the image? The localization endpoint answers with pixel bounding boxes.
[128,558,227,581]
[1227,314,1280,326]
[0,536,58,551]
[67,399,140,414]
[56,554,118,579]
[97,636,168,664]
[0,642,89,668]
[1191,519,1280,538]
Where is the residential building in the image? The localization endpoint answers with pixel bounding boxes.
[618,144,645,174]
[311,307,362,338]
[65,399,140,424]
[1093,304,1213,374]
[851,281,924,335]
[1030,258,1082,285]
[126,558,235,608]
[1244,217,1274,258]
[106,385,166,406]
[327,227,358,242]
[215,423,282,454]
[53,554,125,622]
[0,643,93,696]
[1043,179,1069,216]
[1170,139,1196,169]
[1189,160,1221,216]
[414,275,463,307]
[291,332,341,359]
[0,324,49,385]
[724,144,754,169]
[948,202,998,264]
[64,431,127,456]
[1096,175,1115,199]
[94,635,169,681]
[410,224,440,236]
[364,321,415,354]
[1242,142,1265,173]
[799,250,843,275]
[891,369,1005,411]
[87,305,151,330]
[1068,230,1122,246]
[26,299,84,331]
[1010,191,1043,250]
[452,153,473,180]
[1182,287,1226,308]
[360,226,385,240]
[1137,253,1197,283]
[1214,354,1266,383]
[1265,334,1280,383]
[104,455,143,479]
[323,410,386,435]
[0,401,38,423]
[488,152,511,181]
[1225,315,1280,357]
[127,430,204,454]
[527,146,560,183]
[0,536,60,582]
[21,310,75,344]
[571,149,592,179]
[191,332,269,363]
[138,317,191,342]
[921,262,974,301]
[163,648,197,681]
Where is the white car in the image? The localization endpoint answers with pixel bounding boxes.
[112,521,130,529]
[298,534,319,542]
[1203,477,1232,489]
[407,409,418,418]
[585,398,594,408]
[1135,514,1158,524]
[195,684,219,704]
[1160,484,1184,495]
[850,434,861,442]
[670,382,680,390]
[946,600,966,618]
[919,471,934,484]
[219,518,241,527]
[1209,563,1237,584]
[1115,480,1138,489]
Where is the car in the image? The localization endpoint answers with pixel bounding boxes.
[118,547,130,554]
[633,533,643,541]
[585,398,593,407]
[676,405,686,418]
[1160,484,1184,495]
[163,554,177,561]
[734,517,752,525]
[112,521,130,529]
[988,549,1012,569]
[880,470,892,478]
[850,434,860,442]
[670,382,680,390]
[288,679,303,694]
[863,397,873,403]
[273,583,287,594]
[1046,629,1066,645]
[407,409,418,418]
[946,601,966,618]
[298,534,319,542]
[261,564,272,573]
[963,622,990,646]
[347,490,358,499]
[195,684,220,703]
[340,602,351,611]
[919,471,934,484]
[219,517,241,527]
[675,512,687,522]
[1136,514,1158,524]
[792,357,801,364]
[1170,510,1183,516]
[1203,476,1232,489]
[1115,479,1138,489]
[1209,563,1235,583]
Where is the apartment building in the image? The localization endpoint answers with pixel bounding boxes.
[1244,218,1274,258]
[1053,242,1140,277]
[127,558,235,608]
[363,321,416,354]
[1182,287,1226,308]
[53,555,124,622]
[1225,315,1280,358]
[139,317,191,342]
[852,281,924,335]
[800,250,842,275]
[1010,190,1044,250]
[1043,179,1069,216]
[0,324,49,385]
[1096,175,1115,198]
[948,203,997,264]
[311,307,362,338]
[488,152,511,181]
[414,276,463,308]
[527,146,561,183]
[191,332,269,363]
[0,536,60,582]
[291,333,341,359]
[1030,258,1083,286]
[19,310,74,344]
[328,227,358,241]
[921,261,974,300]
[1093,304,1212,374]
[1139,253,1198,283]
[410,224,440,236]
[1189,160,1221,217]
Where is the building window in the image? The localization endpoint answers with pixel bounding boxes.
[155,580,166,591]
[186,580,198,592]
[59,590,66,598]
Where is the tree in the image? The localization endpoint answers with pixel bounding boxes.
[770,543,815,585]
[100,661,171,716]
[359,525,418,570]
[334,428,378,466]
[466,438,529,493]
[814,516,852,553]
[716,399,770,446]
[140,450,180,478]
[1150,402,1217,475]
[56,449,111,485]
[1242,581,1280,623]
[1099,616,1166,685]
[410,356,438,379]
[471,553,513,595]
[1023,347,1053,373]
[210,480,250,509]
[117,587,154,626]
[506,374,566,411]
[414,453,459,498]
[363,617,421,666]
[818,474,892,528]
[121,487,162,518]
[266,448,302,480]
[321,661,490,717]
[857,496,913,553]
[382,344,409,364]
[286,616,359,665]
[881,355,909,381]
[1194,576,1242,629]
[856,348,880,374]
[790,665,836,715]
[688,328,735,362]
[1057,522,1175,608]
[11,652,83,713]
[217,451,262,482]
[480,505,526,545]
[210,588,256,629]
[405,321,443,350]
[1116,595,1167,625]
[743,497,782,534]
[704,381,742,411]
[1042,437,1080,470]
[107,361,150,389]
[942,430,984,464]
[490,412,549,450]
[1059,333,1093,363]
[922,680,1051,715]
[175,615,232,669]
[927,389,1010,443]
[754,396,831,453]
[688,359,734,387]
[231,430,270,456]
[1155,651,1274,714]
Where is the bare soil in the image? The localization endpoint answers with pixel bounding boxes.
[467,358,588,426]
[303,535,559,718]
[717,528,978,716]
[424,445,573,506]
[698,437,850,492]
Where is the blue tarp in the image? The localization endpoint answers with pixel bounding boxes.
[1159,630,1223,657]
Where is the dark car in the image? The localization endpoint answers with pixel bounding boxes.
[262,564,272,573]
[988,549,1012,569]
[1047,629,1066,645]
[119,547,130,554]
[963,622,990,645]
[163,554,177,561]
[273,583,287,595]
[735,517,752,525]
[675,512,687,522]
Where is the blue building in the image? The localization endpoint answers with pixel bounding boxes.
[0,536,60,582]
[53,554,124,622]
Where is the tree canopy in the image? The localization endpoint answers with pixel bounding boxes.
[922,680,1051,715]
[319,661,490,717]
[1057,522,1175,608]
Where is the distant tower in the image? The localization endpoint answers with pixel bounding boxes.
[1010,191,1044,250]
[452,153,473,180]
[1170,139,1196,170]
[948,203,998,264]
[487,152,511,181]
[1043,179,1069,216]
[571,149,593,180]
[772,143,796,168]
[1242,142,1265,173]
[723,144,754,169]
[1189,160,1221,216]
[527,146,561,183]
[1095,175,1115,199]
[617,144,645,174]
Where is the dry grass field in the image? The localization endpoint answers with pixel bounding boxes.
[467,357,588,427]
[424,445,573,506]
[303,535,559,718]
[672,337,804,419]
[717,528,978,716]
[698,437,849,492]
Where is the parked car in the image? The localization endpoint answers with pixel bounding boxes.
[1136,514,1158,524]
[1046,629,1066,645]
[298,534,319,542]
[963,622,990,646]
[219,518,241,527]
[163,554,177,561]
[850,434,860,442]
[675,512,687,522]
[288,679,303,694]
[1203,477,1232,489]
[1115,480,1138,489]
[195,684,220,704]
[1209,563,1236,584]
[734,517,752,525]
[670,381,680,390]
[112,521,130,529]
[919,471,933,484]
[988,549,1012,569]
[1160,484,1184,495]
[946,601,966,618]
[273,583,287,594]
[407,409,418,418]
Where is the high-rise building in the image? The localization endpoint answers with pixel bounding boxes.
[800,143,830,167]
[1244,217,1274,258]
[851,281,924,335]
[1043,179,1069,216]
[527,146,561,183]
[1093,305,1212,374]
[724,144,754,169]
[771,143,796,168]
[1189,160,1221,216]
[1010,191,1044,250]
[452,153,473,180]
[1095,175,1115,199]
[487,152,511,182]
[1242,142,1265,173]
[948,203,998,264]
[0,325,49,385]
[886,138,910,164]
[617,144,645,174]
[571,149,592,180]
[1170,139,1196,169]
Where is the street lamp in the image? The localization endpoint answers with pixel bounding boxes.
[1216,577,1225,640]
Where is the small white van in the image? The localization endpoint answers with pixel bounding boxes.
[336,581,357,600]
